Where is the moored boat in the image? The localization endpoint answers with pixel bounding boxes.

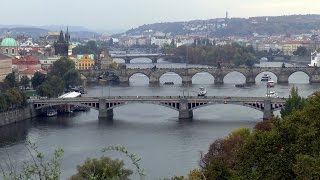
[46,109,57,117]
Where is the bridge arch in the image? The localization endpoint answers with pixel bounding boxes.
[191,72,215,84]
[189,101,284,112]
[105,101,180,112]
[112,58,125,64]
[223,71,246,84]
[128,72,150,85]
[288,71,311,84]
[130,57,153,63]
[159,72,182,84]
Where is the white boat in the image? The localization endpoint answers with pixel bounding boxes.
[266,91,279,98]
[261,74,271,81]
[198,87,207,96]
[46,109,57,117]
[267,80,275,87]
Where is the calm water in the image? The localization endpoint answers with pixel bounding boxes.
[0,60,319,179]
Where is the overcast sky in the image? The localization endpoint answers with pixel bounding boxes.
[2,0,320,31]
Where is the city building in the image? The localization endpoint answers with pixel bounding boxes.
[100,50,113,69]
[309,51,320,67]
[12,55,45,80]
[54,29,70,56]
[0,53,12,82]
[75,54,95,70]
[0,37,19,56]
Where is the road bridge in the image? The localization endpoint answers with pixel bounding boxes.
[110,54,176,63]
[31,96,286,120]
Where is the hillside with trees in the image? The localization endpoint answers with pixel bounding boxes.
[124,14,320,37]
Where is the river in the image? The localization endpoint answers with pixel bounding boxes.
[0,60,319,179]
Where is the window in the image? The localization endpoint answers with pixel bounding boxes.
[5,49,8,53]
[12,49,15,54]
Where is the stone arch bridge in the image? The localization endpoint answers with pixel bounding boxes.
[80,67,320,85]
[110,54,175,64]
[32,96,286,120]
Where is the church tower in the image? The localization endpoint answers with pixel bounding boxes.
[54,29,70,56]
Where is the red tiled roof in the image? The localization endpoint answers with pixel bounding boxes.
[12,55,40,65]
[20,67,47,75]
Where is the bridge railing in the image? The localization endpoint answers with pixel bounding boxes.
[31,96,287,103]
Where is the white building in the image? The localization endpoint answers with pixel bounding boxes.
[309,51,320,67]
[150,36,171,47]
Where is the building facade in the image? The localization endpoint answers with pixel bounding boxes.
[0,53,12,81]
[54,29,70,56]
[75,54,95,70]
[0,37,19,56]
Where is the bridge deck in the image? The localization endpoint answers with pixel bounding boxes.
[31,96,287,103]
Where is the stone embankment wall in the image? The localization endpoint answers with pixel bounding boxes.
[0,105,38,127]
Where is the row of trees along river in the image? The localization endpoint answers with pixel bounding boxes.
[163,42,312,67]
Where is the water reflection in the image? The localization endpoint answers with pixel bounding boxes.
[0,120,30,147]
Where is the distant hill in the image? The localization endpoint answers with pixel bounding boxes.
[122,14,320,37]
[0,25,100,40]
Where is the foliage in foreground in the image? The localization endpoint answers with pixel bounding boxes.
[70,145,145,180]
[0,141,64,180]
[69,156,133,180]
[177,90,320,179]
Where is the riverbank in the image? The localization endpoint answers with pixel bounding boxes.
[0,105,38,127]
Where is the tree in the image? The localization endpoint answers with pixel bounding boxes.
[31,72,46,89]
[70,156,133,180]
[293,46,308,56]
[19,75,30,90]
[280,86,306,118]
[4,72,18,88]
[50,57,75,78]
[63,69,81,88]
[50,57,80,88]
[37,76,64,98]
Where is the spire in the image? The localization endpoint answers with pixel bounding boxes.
[65,26,69,43]
[59,30,64,42]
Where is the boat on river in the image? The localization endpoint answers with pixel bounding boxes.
[198,87,207,96]
[266,91,279,98]
[46,109,57,117]
[267,80,275,87]
[261,74,271,81]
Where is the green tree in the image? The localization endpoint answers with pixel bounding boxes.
[0,93,8,112]
[63,69,81,88]
[37,76,64,98]
[4,72,18,88]
[19,75,30,90]
[293,46,308,56]
[280,86,306,118]
[50,57,80,88]
[31,72,46,89]
[50,57,75,78]
[70,156,133,180]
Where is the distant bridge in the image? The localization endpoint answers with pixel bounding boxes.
[110,54,176,63]
[31,96,286,120]
[80,66,320,85]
